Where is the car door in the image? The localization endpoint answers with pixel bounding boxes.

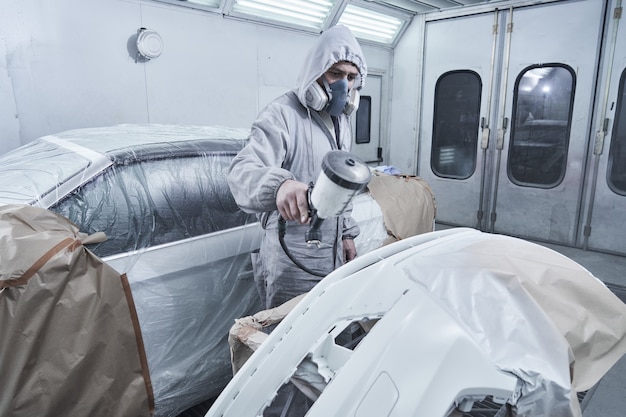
[50,152,263,415]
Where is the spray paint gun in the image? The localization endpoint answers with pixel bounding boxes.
[305,150,371,247]
[277,150,371,276]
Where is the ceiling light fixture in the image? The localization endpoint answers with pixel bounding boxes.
[338,4,404,44]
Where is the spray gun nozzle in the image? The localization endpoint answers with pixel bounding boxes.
[305,214,324,247]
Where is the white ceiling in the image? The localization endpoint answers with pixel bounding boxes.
[366,0,500,14]
[154,0,511,46]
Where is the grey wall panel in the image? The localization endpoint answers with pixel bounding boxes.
[0,30,20,155]
[387,15,424,174]
[2,0,148,147]
[0,0,392,155]
[139,4,260,127]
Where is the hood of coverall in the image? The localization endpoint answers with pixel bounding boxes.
[296,25,368,109]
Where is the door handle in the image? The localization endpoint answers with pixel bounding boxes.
[496,118,509,150]
[481,128,490,149]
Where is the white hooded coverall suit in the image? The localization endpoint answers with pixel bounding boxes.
[227,25,368,310]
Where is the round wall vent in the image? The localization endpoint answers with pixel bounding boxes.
[136,28,163,60]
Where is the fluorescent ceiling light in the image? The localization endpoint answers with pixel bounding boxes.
[338,4,404,44]
[185,0,221,7]
[231,0,334,29]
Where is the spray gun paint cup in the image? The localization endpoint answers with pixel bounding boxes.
[306,151,371,246]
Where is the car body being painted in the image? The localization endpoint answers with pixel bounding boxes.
[208,228,626,417]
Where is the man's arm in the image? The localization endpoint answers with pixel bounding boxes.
[227,105,295,214]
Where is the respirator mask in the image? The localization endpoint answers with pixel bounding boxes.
[305,78,360,116]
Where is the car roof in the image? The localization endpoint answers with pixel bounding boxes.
[57,124,251,164]
[47,124,250,155]
[0,124,250,207]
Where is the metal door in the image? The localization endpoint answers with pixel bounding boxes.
[584,2,626,255]
[351,73,382,164]
[488,0,604,244]
[420,0,606,245]
[419,12,499,227]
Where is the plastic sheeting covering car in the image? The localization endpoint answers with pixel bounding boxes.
[0,124,400,417]
[0,125,265,416]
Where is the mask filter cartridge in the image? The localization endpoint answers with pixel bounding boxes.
[325,78,349,116]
